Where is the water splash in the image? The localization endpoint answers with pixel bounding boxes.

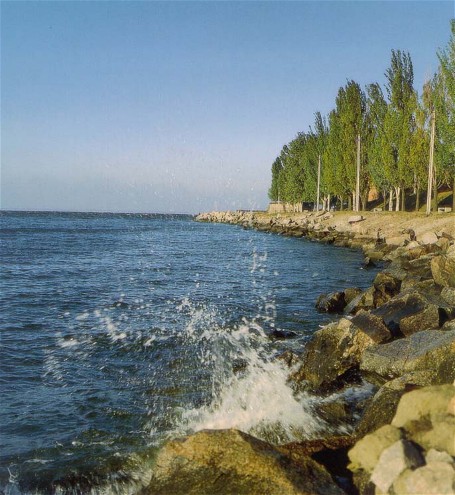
[171,300,325,445]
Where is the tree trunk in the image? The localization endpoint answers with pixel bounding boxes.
[388,189,394,211]
[395,186,401,212]
[453,177,455,211]
[340,196,344,211]
[383,190,387,210]
[328,194,331,211]
[415,184,420,212]
[432,170,438,213]
[401,185,405,212]
[348,195,352,211]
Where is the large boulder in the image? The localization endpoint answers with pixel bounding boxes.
[360,330,455,382]
[355,371,438,436]
[432,253,455,288]
[372,290,440,337]
[145,429,345,495]
[348,384,455,495]
[392,384,455,456]
[393,462,455,495]
[370,440,424,493]
[291,318,375,391]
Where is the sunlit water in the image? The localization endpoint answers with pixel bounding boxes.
[0,211,378,493]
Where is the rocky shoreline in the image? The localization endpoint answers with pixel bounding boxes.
[142,210,455,495]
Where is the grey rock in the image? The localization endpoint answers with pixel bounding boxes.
[370,440,424,493]
[372,291,439,336]
[360,330,455,382]
[393,462,455,494]
[425,448,455,464]
[348,424,403,473]
[420,231,439,245]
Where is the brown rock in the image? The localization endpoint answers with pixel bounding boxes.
[291,318,375,391]
[351,310,392,344]
[431,254,455,288]
[145,429,346,495]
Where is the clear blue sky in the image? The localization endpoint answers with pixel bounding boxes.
[1,1,454,213]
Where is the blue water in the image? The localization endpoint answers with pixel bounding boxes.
[1,211,378,493]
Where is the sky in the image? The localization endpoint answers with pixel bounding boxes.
[1,1,454,214]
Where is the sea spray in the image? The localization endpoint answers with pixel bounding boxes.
[171,299,326,444]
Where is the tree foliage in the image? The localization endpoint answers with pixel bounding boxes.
[269,24,455,212]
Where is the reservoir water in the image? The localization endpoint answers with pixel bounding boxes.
[1,211,378,493]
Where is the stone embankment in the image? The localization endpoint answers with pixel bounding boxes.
[142,210,455,495]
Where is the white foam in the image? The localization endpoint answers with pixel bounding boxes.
[172,302,325,444]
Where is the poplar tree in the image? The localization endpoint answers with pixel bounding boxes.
[382,50,416,210]
[437,19,455,210]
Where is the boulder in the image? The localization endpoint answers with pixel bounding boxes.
[145,429,345,495]
[315,291,346,313]
[392,384,455,456]
[348,215,364,224]
[425,448,455,464]
[348,424,403,473]
[420,231,439,245]
[355,371,437,436]
[431,254,455,288]
[344,287,363,305]
[370,440,424,493]
[372,271,402,306]
[360,330,455,382]
[291,318,375,391]
[344,287,375,315]
[350,310,392,344]
[393,462,455,495]
[392,384,455,428]
[441,286,455,306]
[372,291,440,337]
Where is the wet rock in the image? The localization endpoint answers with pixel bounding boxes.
[350,310,391,344]
[145,429,346,495]
[315,291,346,313]
[360,330,455,382]
[370,440,424,493]
[393,462,455,495]
[269,329,298,340]
[291,318,375,391]
[277,350,300,368]
[431,254,455,288]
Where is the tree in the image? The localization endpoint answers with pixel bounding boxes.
[268,157,283,201]
[437,19,455,210]
[381,50,416,210]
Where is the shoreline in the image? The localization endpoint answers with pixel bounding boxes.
[139,210,455,495]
